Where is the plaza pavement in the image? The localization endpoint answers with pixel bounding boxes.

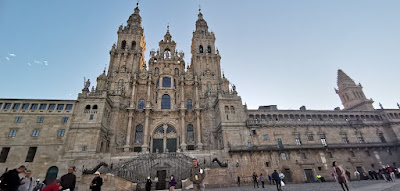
[202,180,400,191]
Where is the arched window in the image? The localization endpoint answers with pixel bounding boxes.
[187,99,193,110]
[155,67,159,75]
[207,46,212,53]
[161,94,171,109]
[199,45,204,53]
[155,126,164,134]
[131,41,136,50]
[174,92,177,104]
[167,126,176,134]
[85,105,91,110]
[155,92,158,103]
[174,68,179,76]
[187,124,194,142]
[134,125,143,143]
[138,99,145,110]
[225,106,229,113]
[162,77,171,87]
[230,106,235,113]
[121,40,127,50]
[92,105,98,110]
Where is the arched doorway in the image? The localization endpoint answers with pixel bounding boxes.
[152,124,178,153]
[44,166,58,184]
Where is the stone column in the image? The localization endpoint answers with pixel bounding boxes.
[180,111,187,151]
[142,109,150,152]
[163,124,168,153]
[196,110,203,150]
[124,111,133,152]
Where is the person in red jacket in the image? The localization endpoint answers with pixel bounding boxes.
[42,179,62,191]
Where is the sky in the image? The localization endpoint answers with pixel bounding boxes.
[0,0,399,110]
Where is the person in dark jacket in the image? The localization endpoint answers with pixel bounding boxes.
[89,171,103,191]
[272,170,282,191]
[0,165,26,191]
[60,167,76,191]
[169,175,176,191]
[145,176,152,191]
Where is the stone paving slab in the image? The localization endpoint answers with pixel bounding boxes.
[202,180,400,191]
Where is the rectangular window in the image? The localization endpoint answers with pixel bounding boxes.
[39,104,47,110]
[22,103,29,110]
[82,146,87,151]
[341,134,349,144]
[25,147,37,162]
[320,134,327,146]
[56,104,64,110]
[327,152,333,158]
[162,77,171,87]
[357,136,365,143]
[307,134,314,141]
[65,104,73,110]
[37,116,44,123]
[14,116,22,123]
[281,153,287,160]
[295,136,302,145]
[89,114,94,120]
[48,104,56,110]
[32,129,40,137]
[277,138,283,148]
[301,153,307,159]
[0,147,11,163]
[265,162,270,167]
[0,103,2,109]
[57,129,65,137]
[8,129,17,137]
[4,103,12,110]
[61,117,69,123]
[30,104,38,110]
[247,141,252,148]
[251,129,257,135]
[263,134,269,141]
[12,103,21,110]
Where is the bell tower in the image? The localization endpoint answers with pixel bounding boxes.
[190,9,222,94]
[106,3,146,93]
[335,69,374,111]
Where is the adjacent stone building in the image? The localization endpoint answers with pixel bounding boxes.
[0,4,399,188]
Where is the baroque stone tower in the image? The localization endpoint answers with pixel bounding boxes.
[335,69,374,110]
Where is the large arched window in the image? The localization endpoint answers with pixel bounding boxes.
[199,45,204,53]
[161,94,171,109]
[138,99,145,110]
[134,125,143,143]
[121,40,127,50]
[155,126,164,134]
[131,41,136,50]
[85,105,91,110]
[187,124,194,142]
[207,46,212,53]
[187,99,193,110]
[167,126,176,134]
[162,77,171,87]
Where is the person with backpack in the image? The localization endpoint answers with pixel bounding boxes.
[18,170,37,191]
[0,165,26,191]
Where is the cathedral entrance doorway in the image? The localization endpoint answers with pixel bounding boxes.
[156,170,167,190]
[152,124,178,153]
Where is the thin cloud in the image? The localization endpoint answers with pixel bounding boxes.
[9,53,16,57]
[43,60,48,66]
[34,60,40,64]
[5,57,10,60]
[27,63,32,66]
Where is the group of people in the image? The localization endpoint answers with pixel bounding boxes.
[237,170,285,190]
[0,165,103,191]
[145,158,206,191]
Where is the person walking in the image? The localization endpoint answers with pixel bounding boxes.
[237,176,240,187]
[145,176,152,191]
[260,173,265,188]
[0,165,26,191]
[169,175,176,191]
[190,158,206,191]
[354,170,360,181]
[252,172,259,188]
[41,179,62,191]
[60,167,76,191]
[18,170,37,191]
[271,170,281,191]
[332,161,349,191]
[89,171,103,191]
[279,172,285,184]
[268,175,273,185]
[388,166,395,182]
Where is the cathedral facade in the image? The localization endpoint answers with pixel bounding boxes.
[0,5,399,188]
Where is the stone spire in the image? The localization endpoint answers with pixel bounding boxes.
[337,69,356,90]
[195,9,209,32]
[127,2,142,28]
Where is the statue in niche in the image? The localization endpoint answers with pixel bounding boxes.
[232,84,236,92]
[179,51,184,58]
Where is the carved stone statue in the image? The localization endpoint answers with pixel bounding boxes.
[84,79,91,89]
[232,84,236,92]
